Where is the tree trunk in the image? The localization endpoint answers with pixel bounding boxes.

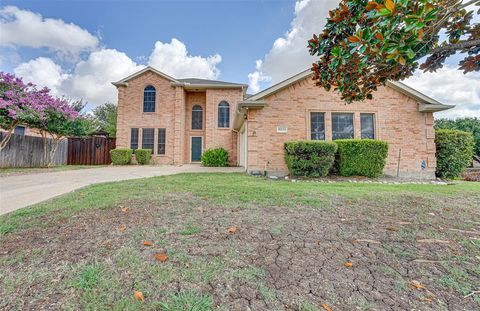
[47,134,63,167]
[41,130,48,167]
[0,121,20,151]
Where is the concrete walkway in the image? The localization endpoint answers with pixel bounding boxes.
[0,165,244,216]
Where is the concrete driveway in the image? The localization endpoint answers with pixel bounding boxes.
[0,165,244,216]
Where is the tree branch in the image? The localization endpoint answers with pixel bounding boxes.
[429,39,480,55]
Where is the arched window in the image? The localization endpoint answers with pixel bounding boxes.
[192,105,203,130]
[218,101,230,128]
[143,85,156,112]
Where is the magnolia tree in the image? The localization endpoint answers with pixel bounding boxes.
[308,0,480,103]
[0,72,81,166]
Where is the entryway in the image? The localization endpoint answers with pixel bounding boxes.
[191,136,203,162]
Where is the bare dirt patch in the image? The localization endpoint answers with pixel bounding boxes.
[1,177,479,310]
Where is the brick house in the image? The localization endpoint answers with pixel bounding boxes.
[113,67,452,179]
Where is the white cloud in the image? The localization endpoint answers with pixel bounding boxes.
[247,60,271,93]
[148,38,221,79]
[14,57,68,95]
[0,6,98,57]
[404,67,480,119]
[62,49,144,105]
[13,49,143,106]
[248,0,338,92]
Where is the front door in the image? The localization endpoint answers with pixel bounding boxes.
[191,137,202,162]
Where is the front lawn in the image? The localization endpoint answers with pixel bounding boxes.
[0,173,479,310]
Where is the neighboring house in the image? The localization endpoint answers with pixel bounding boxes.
[113,67,453,179]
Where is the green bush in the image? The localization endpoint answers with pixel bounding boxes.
[284,141,337,177]
[110,148,132,165]
[435,129,474,179]
[435,117,480,155]
[201,148,229,167]
[135,149,151,165]
[335,139,388,177]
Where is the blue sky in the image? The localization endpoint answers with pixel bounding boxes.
[0,0,478,118]
[0,0,296,83]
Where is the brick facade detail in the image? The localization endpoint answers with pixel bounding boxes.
[245,78,437,179]
[115,68,441,179]
[115,71,241,165]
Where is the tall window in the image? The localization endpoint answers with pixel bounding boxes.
[218,101,230,128]
[310,112,325,140]
[142,128,154,151]
[361,113,375,139]
[143,85,155,112]
[130,128,139,150]
[332,113,354,140]
[158,128,166,155]
[192,105,203,130]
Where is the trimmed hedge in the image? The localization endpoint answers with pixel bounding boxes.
[435,129,474,179]
[201,148,229,167]
[135,149,151,165]
[110,148,132,165]
[335,139,388,177]
[284,141,337,177]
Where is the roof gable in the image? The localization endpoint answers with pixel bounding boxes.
[246,69,453,111]
[112,66,179,86]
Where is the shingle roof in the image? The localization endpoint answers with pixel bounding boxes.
[177,78,246,87]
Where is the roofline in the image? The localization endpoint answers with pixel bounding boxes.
[170,82,248,89]
[247,69,311,101]
[238,100,265,109]
[112,66,179,87]
[247,68,452,111]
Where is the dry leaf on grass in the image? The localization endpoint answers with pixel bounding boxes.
[227,226,237,234]
[344,262,353,268]
[120,207,129,213]
[409,280,426,290]
[322,303,333,311]
[154,253,168,262]
[119,224,126,232]
[133,290,144,301]
[386,227,397,232]
[143,241,153,246]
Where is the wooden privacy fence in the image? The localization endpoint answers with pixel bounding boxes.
[0,133,67,167]
[67,137,116,165]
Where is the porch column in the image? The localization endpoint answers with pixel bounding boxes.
[174,86,185,165]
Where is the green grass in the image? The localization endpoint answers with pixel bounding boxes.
[158,290,214,311]
[0,173,479,309]
[1,173,478,237]
[179,225,202,235]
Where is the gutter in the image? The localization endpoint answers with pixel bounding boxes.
[170,82,248,89]
[233,100,265,131]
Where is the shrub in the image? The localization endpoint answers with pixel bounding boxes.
[435,129,474,179]
[201,148,229,167]
[335,139,388,177]
[135,149,151,165]
[110,148,132,165]
[284,141,337,177]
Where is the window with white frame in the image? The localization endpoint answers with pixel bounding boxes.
[310,112,325,140]
[332,113,354,140]
[360,113,375,139]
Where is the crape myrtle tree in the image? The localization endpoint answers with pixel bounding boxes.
[0,72,76,151]
[0,72,95,166]
[308,0,480,103]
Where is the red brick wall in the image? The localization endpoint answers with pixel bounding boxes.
[205,89,243,165]
[246,78,436,178]
[116,71,242,165]
[116,71,177,164]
